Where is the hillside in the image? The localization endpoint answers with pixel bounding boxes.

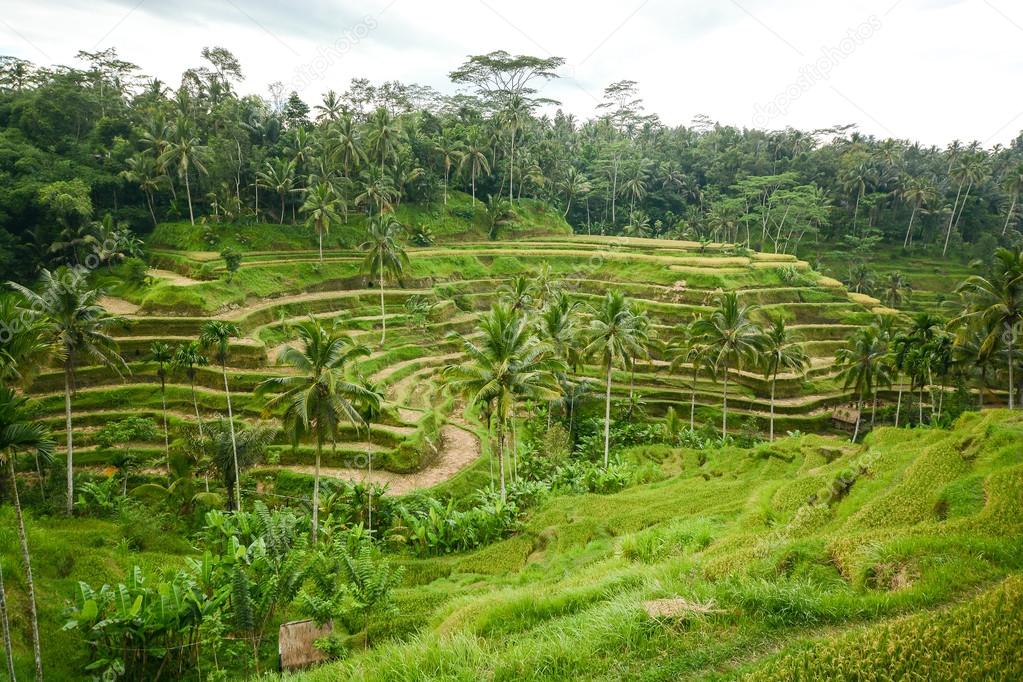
[20,216,918,495]
[272,408,1023,680]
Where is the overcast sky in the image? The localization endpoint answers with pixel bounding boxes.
[2,0,1021,147]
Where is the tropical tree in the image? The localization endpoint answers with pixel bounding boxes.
[256,158,297,224]
[880,271,912,308]
[483,194,513,240]
[900,176,936,248]
[360,214,410,346]
[199,320,243,510]
[459,143,491,205]
[760,319,809,441]
[172,341,209,436]
[257,318,377,543]
[668,322,707,430]
[952,247,1023,409]
[0,387,53,681]
[583,291,648,466]
[559,167,591,218]
[435,135,464,205]
[157,122,207,225]
[150,341,173,465]
[7,267,126,514]
[1002,163,1023,235]
[691,292,764,437]
[301,182,341,262]
[445,304,563,497]
[836,326,892,442]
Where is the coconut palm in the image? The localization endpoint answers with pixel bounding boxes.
[500,95,531,201]
[943,154,989,257]
[559,167,591,218]
[7,267,126,514]
[314,89,343,122]
[483,194,513,241]
[1002,163,1023,235]
[668,322,708,430]
[367,107,400,173]
[459,144,491,205]
[332,114,366,176]
[880,271,912,308]
[583,291,648,467]
[120,153,167,226]
[172,341,209,437]
[760,319,809,441]
[256,158,297,224]
[0,386,54,681]
[257,318,377,543]
[198,320,243,510]
[435,135,464,205]
[836,326,892,442]
[691,292,764,438]
[899,176,936,248]
[360,214,410,346]
[301,182,341,262]
[952,246,1023,408]
[150,341,173,465]
[157,121,207,225]
[445,304,563,498]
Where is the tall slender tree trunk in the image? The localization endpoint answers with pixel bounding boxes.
[903,202,919,248]
[496,413,506,501]
[9,458,42,681]
[146,191,157,227]
[63,367,74,516]
[851,397,863,443]
[312,432,321,544]
[185,171,195,226]
[0,560,15,682]
[919,386,925,425]
[895,383,903,428]
[1003,195,1017,235]
[318,221,323,262]
[379,260,387,345]
[943,179,965,257]
[769,376,776,442]
[160,380,170,470]
[721,367,729,438]
[603,361,613,468]
[1009,337,1015,410]
[280,196,285,225]
[367,431,373,535]
[690,369,697,430]
[222,364,241,512]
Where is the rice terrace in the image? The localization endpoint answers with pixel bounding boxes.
[1,3,1022,680]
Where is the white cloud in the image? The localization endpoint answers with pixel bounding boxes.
[1,0,1019,146]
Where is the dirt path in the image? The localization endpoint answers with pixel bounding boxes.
[98,296,140,315]
[261,423,480,495]
[148,268,203,286]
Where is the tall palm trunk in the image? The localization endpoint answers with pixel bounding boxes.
[8,458,43,681]
[721,365,729,437]
[280,195,285,225]
[1003,195,1017,235]
[312,431,322,544]
[603,361,613,468]
[943,179,965,256]
[1009,337,1015,410]
[184,171,195,226]
[160,378,170,470]
[496,412,506,501]
[63,365,74,516]
[367,429,373,535]
[895,381,903,427]
[318,219,324,262]
[222,362,241,512]
[903,201,919,248]
[0,560,15,682]
[690,369,697,431]
[379,257,387,345]
[769,376,777,442]
[851,397,863,443]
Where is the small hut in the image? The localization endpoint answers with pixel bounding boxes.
[279,619,333,671]
[831,405,861,432]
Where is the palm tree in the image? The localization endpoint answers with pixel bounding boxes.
[900,176,936,248]
[889,331,913,427]
[256,158,297,224]
[836,326,892,442]
[435,135,464,205]
[483,195,513,241]
[360,214,410,346]
[314,89,343,122]
[943,154,989,257]
[150,341,173,466]
[0,386,54,681]
[257,318,377,543]
[1002,163,1023,235]
[445,304,563,497]
[199,320,243,511]
[500,95,531,201]
[498,276,537,313]
[367,107,400,173]
[158,122,207,225]
[668,322,707,430]
[691,292,764,437]
[559,167,591,218]
[301,182,341,261]
[583,291,648,467]
[120,153,166,227]
[8,267,126,515]
[459,144,491,205]
[172,341,209,437]
[952,247,1023,408]
[880,271,912,308]
[760,319,809,441]
[331,114,366,177]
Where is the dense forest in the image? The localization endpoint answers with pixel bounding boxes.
[2,47,1022,284]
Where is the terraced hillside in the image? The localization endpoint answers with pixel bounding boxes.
[24,226,915,493]
[277,408,1023,680]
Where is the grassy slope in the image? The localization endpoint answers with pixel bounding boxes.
[276,409,1023,681]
